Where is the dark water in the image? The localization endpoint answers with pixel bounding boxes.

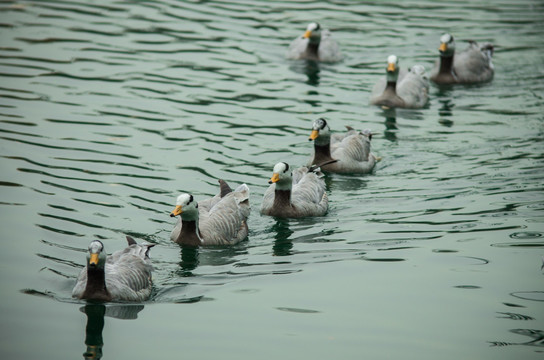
[1,0,543,359]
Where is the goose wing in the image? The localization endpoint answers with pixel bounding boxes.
[318,29,342,63]
[332,133,368,162]
[330,132,376,173]
[286,35,309,60]
[396,65,429,109]
[454,41,494,83]
[291,168,328,216]
[105,241,154,301]
[199,184,250,245]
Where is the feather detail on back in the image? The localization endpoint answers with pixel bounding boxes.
[170,181,250,246]
[72,237,154,302]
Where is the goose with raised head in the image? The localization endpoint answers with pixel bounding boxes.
[308,118,376,174]
[430,33,494,84]
[286,22,342,63]
[72,236,154,302]
[170,180,250,246]
[370,55,429,109]
[260,162,328,218]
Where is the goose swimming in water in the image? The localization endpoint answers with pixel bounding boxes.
[260,162,328,218]
[286,22,342,63]
[430,33,494,84]
[72,236,154,302]
[308,118,376,174]
[170,180,250,246]
[370,55,429,109]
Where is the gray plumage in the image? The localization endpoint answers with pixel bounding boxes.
[286,22,342,63]
[308,118,377,174]
[430,33,494,84]
[260,162,328,218]
[72,236,154,302]
[370,55,429,109]
[170,180,250,246]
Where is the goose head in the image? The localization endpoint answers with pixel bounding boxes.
[385,54,400,82]
[269,162,292,191]
[308,117,331,146]
[303,22,321,45]
[170,193,199,221]
[87,240,107,270]
[438,33,455,57]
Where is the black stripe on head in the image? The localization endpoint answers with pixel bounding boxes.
[189,194,193,203]
[282,162,289,173]
[316,117,327,129]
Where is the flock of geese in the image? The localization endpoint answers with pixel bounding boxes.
[72,23,495,302]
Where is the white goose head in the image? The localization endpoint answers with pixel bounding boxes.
[303,22,322,45]
[386,54,400,82]
[170,193,199,221]
[269,162,292,191]
[308,117,331,146]
[439,33,455,57]
[87,240,106,269]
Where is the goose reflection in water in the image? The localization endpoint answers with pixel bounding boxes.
[271,218,294,256]
[81,304,144,360]
[288,60,321,86]
[178,246,200,277]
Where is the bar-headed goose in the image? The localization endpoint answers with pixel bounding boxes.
[286,22,342,63]
[72,236,154,302]
[170,180,250,246]
[370,55,429,109]
[430,33,494,84]
[260,162,328,218]
[308,118,376,174]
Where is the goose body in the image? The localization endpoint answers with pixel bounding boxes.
[308,118,376,174]
[260,162,328,218]
[287,22,342,63]
[430,33,494,84]
[370,55,429,109]
[72,236,154,302]
[170,180,250,246]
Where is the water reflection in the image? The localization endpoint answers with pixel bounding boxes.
[81,304,144,360]
[490,329,544,348]
[82,305,104,360]
[288,60,321,86]
[176,244,248,276]
[377,107,399,142]
[178,247,200,277]
[437,98,454,127]
[271,219,294,256]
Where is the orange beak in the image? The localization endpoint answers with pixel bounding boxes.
[439,42,447,52]
[303,30,312,39]
[387,62,396,72]
[269,173,280,183]
[170,205,182,217]
[89,253,99,266]
[309,129,319,141]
